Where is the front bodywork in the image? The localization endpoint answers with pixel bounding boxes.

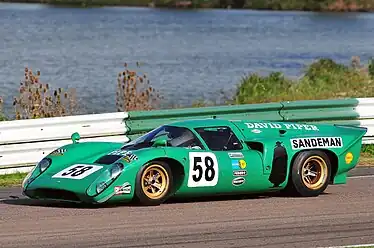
[22,119,367,204]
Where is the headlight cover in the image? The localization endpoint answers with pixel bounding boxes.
[87,163,124,196]
[38,158,52,173]
[22,158,52,190]
[109,163,123,180]
[22,167,36,189]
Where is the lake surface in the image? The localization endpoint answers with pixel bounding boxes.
[1,3,374,116]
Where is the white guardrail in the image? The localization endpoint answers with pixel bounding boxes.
[0,112,130,174]
[356,98,374,144]
[0,98,374,175]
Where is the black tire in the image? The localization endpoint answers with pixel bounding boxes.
[286,150,331,197]
[134,161,173,206]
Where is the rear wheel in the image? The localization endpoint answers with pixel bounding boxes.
[287,150,331,197]
[134,161,173,206]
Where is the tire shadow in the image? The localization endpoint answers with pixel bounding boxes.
[164,191,330,205]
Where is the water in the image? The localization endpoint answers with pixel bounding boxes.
[1,3,374,116]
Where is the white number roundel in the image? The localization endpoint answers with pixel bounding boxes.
[187,152,219,187]
[52,164,103,180]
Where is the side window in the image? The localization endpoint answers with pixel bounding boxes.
[195,126,243,151]
[151,126,204,149]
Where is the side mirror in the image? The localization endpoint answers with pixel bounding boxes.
[152,135,168,147]
[71,132,81,144]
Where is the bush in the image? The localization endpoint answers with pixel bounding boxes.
[362,144,374,155]
[234,72,293,104]
[233,57,374,104]
[116,62,162,111]
[13,67,79,119]
[244,0,328,11]
[296,57,372,99]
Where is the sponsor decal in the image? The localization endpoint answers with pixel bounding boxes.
[109,150,138,161]
[244,122,319,131]
[125,153,138,162]
[345,152,353,164]
[122,156,131,163]
[233,170,247,176]
[290,137,343,150]
[50,148,66,156]
[108,150,129,156]
[114,182,131,195]
[239,160,246,169]
[251,129,262,134]
[269,141,288,187]
[232,177,245,186]
[228,152,244,159]
[231,160,240,170]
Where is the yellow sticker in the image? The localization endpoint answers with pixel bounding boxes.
[122,156,131,163]
[345,152,353,164]
[239,160,247,169]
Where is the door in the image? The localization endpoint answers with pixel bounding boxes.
[181,126,268,196]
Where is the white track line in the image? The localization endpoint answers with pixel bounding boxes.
[349,175,374,179]
[320,244,374,248]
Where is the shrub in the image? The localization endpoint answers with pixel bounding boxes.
[296,57,373,99]
[362,144,374,155]
[13,67,79,119]
[233,57,374,104]
[233,72,293,104]
[116,62,162,111]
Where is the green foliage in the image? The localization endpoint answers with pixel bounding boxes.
[234,72,293,104]
[244,0,327,11]
[234,57,374,104]
[45,0,151,7]
[362,144,374,155]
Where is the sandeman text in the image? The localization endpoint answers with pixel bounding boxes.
[290,137,343,150]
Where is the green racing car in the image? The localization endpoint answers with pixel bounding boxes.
[22,119,367,206]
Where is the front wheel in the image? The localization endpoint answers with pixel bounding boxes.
[134,161,173,206]
[287,150,331,197]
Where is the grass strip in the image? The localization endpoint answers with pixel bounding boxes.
[0,172,28,187]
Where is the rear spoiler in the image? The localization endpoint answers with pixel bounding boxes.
[333,124,367,136]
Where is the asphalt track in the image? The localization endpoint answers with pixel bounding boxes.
[0,167,373,248]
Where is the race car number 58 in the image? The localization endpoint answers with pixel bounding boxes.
[187,152,219,187]
[52,164,103,180]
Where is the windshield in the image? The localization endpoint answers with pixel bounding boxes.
[121,125,203,150]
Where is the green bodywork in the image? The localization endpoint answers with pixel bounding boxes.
[22,119,367,204]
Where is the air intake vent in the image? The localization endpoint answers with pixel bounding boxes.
[94,155,122,165]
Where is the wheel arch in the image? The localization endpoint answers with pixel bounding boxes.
[148,157,185,194]
[289,148,338,183]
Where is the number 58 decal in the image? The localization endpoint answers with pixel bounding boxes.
[52,164,103,180]
[187,152,219,187]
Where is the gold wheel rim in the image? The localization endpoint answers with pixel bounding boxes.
[141,164,169,199]
[301,156,328,190]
